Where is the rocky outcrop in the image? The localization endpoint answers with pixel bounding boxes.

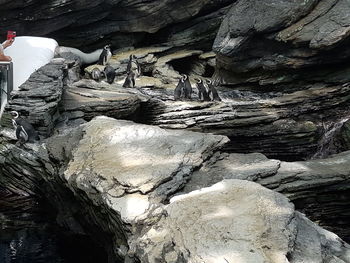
[1,118,350,262]
[0,58,66,137]
[0,0,233,50]
[0,117,229,261]
[209,0,350,159]
[214,0,350,73]
[61,80,141,122]
[135,180,350,263]
[184,150,350,241]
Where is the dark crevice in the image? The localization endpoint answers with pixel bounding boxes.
[292,188,350,243]
[0,187,109,263]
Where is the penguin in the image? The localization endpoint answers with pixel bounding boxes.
[104,65,116,84]
[91,67,102,82]
[126,54,141,77]
[182,74,192,100]
[206,79,222,101]
[174,76,185,101]
[195,78,210,101]
[122,71,136,88]
[10,111,39,144]
[98,45,112,65]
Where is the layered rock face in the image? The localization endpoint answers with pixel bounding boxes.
[0,0,233,50]
[1,118,350,262]
[212,0,350,160]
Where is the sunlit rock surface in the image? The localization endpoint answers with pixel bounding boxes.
[64,116,229,221]
[1,118,350,262]
[183,150,350,242]
[133,179,350,263]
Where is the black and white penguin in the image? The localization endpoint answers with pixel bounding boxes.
[182,74,192,100]
[126,54,141,77]
[195,78,210,101]
[10,111,39,144]
[91,67,102,82]
[206,79,222,101]
[174,76,185,101]
[104,65,116,84]
[122,71,136,88]
[98,45,112,66]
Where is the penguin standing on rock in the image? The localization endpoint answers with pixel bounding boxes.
[195,78,210,101]
[174,76,185,101]
[123,71,136,88]
[206,79,222,101]
[104,65,116,84]
[126,54,141,77]
[10,111,39,145]
[182,74,192,100]
[98,45,112,65]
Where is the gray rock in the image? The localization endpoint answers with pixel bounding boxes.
[64,117,229,209]
[61,83,141,121]
[0,0,234,50]
[2,59,67,137]
[132,179,350,263]
[1,119,350,262]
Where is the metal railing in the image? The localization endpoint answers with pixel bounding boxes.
[0,61,13,109]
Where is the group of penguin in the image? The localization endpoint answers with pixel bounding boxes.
[90,45,141,88]
[8,46,222,145]
[175,74,222,102]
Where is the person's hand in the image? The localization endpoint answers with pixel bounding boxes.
[0,54,12,61]
[3,39,14,49]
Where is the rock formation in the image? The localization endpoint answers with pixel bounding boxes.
[210,0,350,160]
[0,0,233,50]
[1,0,350,262]
[1,117,350,262]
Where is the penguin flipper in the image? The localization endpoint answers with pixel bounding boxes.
[16,126,28,143]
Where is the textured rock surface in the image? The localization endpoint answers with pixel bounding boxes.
[214,0,350,72]
[184,150,350,241]
[208,0,350,159]
[1,118,350,262]
[139,83,350,160]
[1,58,67,137]
[64,117,229,209]
[61,80,141,121]
[134,179,350,263]
[0,0,233,50]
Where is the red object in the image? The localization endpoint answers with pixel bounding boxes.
[7,31,16,40]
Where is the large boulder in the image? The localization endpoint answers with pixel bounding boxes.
[133,179,350,263]
[184,150,350,241]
